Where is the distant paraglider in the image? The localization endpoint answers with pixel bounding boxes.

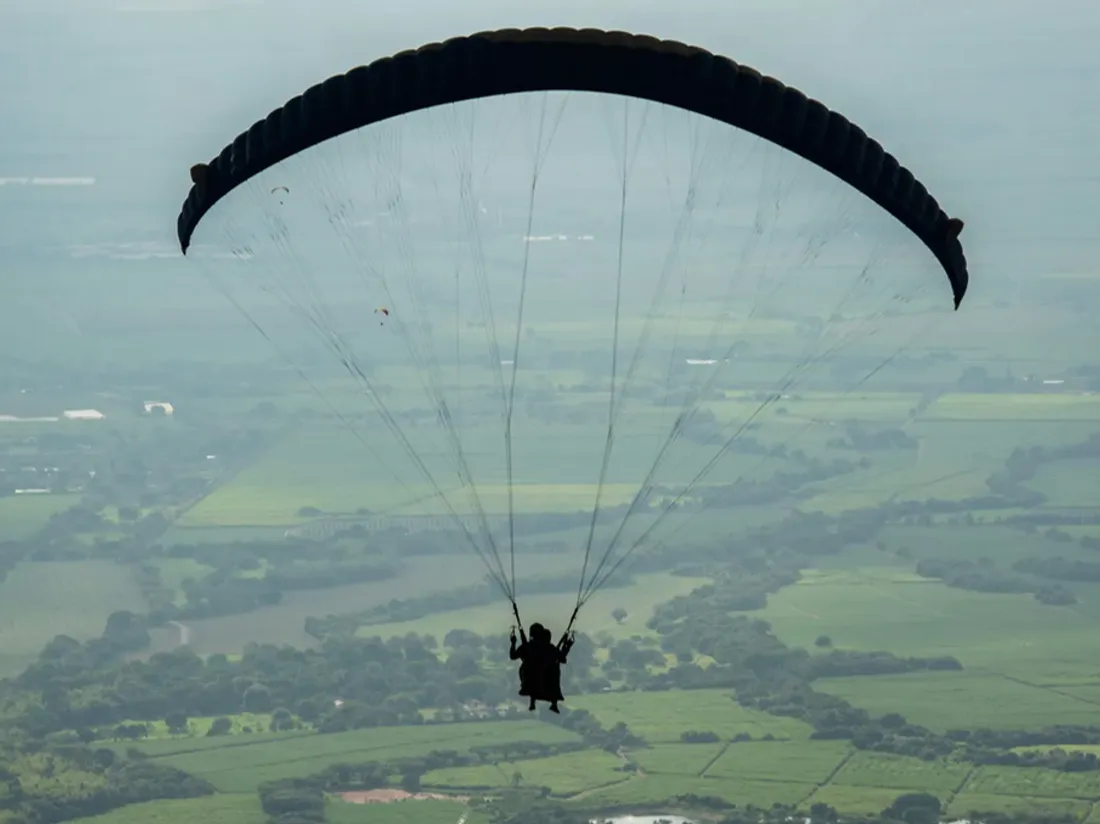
[271,185,290,205]
[375,307,389,326]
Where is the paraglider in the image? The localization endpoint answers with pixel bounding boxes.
[176,29,971,712]
[511,622,575,713]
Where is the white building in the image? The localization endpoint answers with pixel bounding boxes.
[63,409,105,421]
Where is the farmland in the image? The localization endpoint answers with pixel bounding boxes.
[569,689,814,743]
[422,749,626,795]
[0,492,81,539]
[172,386,1100,538]
[4,17,1100,824]
[349,571,707,645]
[70,795,267,824]
[151,721,580,793]
[0,560,147,677]
[6,395,1100,822]
[4,266,1100,824]
[144,552,584,655]
[5,382,1100,823]
[816,671,1100,731]
[177,412,814,528]
[759,565,1100,684]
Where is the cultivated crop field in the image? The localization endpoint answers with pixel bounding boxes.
[830,751,970,794]
[1027,459,1100,508]
[760,565,1100,684]
[875,523,1088,563]
[569,689,814,743]
[816,671,1100,731]
[577,774,816,808]
[351,572,707,645]
[178,377,976,531]
[628,743,726,776]
[967,766,1100,799]
[0,492,80,539]
[145,552,577,655]
[72,795,267,824]
[926,393,1100,422]
[149,721,580,792]
[107,728,312,760]
[0,560,147,677]
[328,799,491,824]
[805,785,926,816]
[703,740,851,783]
[947,794,1092,820]
[179,413,810,528]
[422,749,626,795]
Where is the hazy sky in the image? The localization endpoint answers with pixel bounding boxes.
[1,0,1098,283]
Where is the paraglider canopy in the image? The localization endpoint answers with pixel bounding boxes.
[178,28,967,309]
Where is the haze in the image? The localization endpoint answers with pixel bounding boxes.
[1,3,1099,824]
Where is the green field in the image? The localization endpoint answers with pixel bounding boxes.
[629,743,726,776]
[805,412,1100,514]
[146,553,579,655]
[578,774,816,808]
[0,560,147,677]
[760,565,1100,684]
[831,751,970,793]
[423,749,626,795]
[816,672,1100,731]
[0,492,80,539]
[947,793,1092,820]
[107,729,313,760]
[179,415,807,527]
[150,721,579,793]
[703,740,851,783]
[875,524,1091,563]
[805,464,996,513]
[71,795,266,824]
[177,383,1000,529]
[702,391,921,424]
[329,799,490,824]
[806,784,927,816]
[351,572,707,646]
[1027,460,1100,508]
[926,394,1100,422]
[967,765,1100,799]
[15,788,488,824]
[570,689,814,743]
[108,713,295,743]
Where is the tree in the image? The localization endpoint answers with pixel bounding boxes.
[243,683,273,713]
[882,792,942,824]
[271,708,295,731]
[814,635,833,648]
[102,610,150,653]
[93,748,116,769]
[207,717,232,736]
[808,802,838,823]
[165,712,189,735]
[611,607,628,625]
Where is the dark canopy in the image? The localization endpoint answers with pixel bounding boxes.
[177,27,968,307]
